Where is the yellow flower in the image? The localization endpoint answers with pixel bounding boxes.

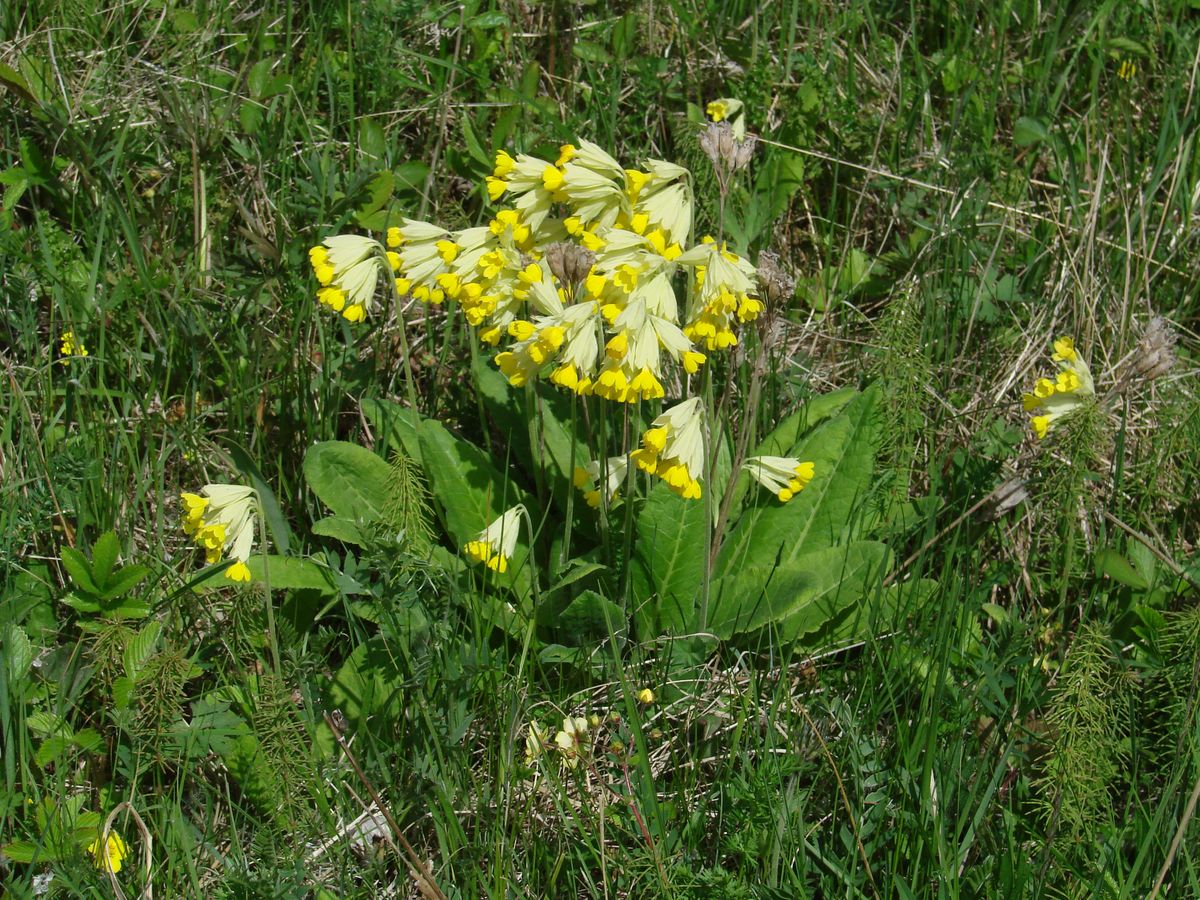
[573,456,629,509]
[308,234,384,322]
[59,331,88,361]
[630,398,706,500]
[463,506,524,573]
[525,721,549,765]
[743,456,816,502]
[1021,335,1095,438]
[554,715,590,769]
[87,831,128,874]
[1117,59,1137,81]
[636,687,655,704]
[180,484,258,581]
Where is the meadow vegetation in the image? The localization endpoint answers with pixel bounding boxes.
[2,0,1200,896]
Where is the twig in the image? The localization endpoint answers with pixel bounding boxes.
[324,713,449,900]
[100,801,153,900]
[1148,771,1200,900]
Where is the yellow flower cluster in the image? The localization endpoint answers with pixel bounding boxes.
[1021,336,1095,439]
[180,484,258,582]
[463,506,523,573]
[743,456,816,502]
[630,397,706,500]
[59,331,88,362]
[314,139,765,404]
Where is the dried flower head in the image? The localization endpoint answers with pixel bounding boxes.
[1132,315,1177,383]
[756,250,795,306]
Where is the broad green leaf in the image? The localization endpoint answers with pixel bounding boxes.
[1095,548,1148,591]
[810,577,936,649]
[123,620,162,680]
[471,354,585,511]
[312,516,367,546]
[60,546,98,594]
[547,560,607,595]
[558,590,625,643]
[251,555,341,594]
[304,441,391,522]
[72,729,102,753]
[722,387,859,521]
[90,531,120,589]
[1013,116,1049,147]
[709,541,892,641]
[361,398,424,466]
[35,735,73,768]
[328,637,406,734]
[630,483,707,636]
[716,384,879,577]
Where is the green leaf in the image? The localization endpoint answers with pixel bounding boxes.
[709,541,892,641]
[547,560,607,595]
[717,384,880,577]
[630,484,708,636]
[312,516,367,546]
[250,556,341,594]
[1,840,44,863]
[303,441,392,522]
[60,546,98,594]
[124,620,162,680]
[327,637,407,735]
[723,387,859,519]
[98,564,150,602]
[1095,548,1149,591]
[5,624,33,681]
[558,590,625,643]
[71,729,102,754]
[35,735,74,768]
[573,40,614,63]
[90,531,120,589]
[239,101,263,135]
[0,62,37,105]
[247,58,273,98]
[471,355,586,510]
[1013,116,1049,148]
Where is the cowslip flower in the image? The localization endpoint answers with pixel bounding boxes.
[463,506,524,573]
[629,397,706,500]
[1021,336,1095,439]
[573,456,629,509]
[743,456,816,502]
[309,234,386,322]
[525,721,549,765]
[87,831,128,874]
[59,331,88,362]
[554,715,590,769]
[180,484,258,582]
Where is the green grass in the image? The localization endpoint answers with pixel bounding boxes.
[2,0,1200,896]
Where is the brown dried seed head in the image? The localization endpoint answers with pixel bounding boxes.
[756,250,795,305]
[545,242,595,291]
[1133,315,1177,382]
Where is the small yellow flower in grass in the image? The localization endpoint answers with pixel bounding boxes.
[1118,59,1137,81]
[743,456,816,502]
[705,97,746,139]
[180,483,258,582]
[525,721,549,765]
[629,397,706,500]
[463,506,524,573]
[1021,335,1095,439]
[59,331,88,362]
[637,687,655,704]
[554,715,590,769]
[87,831,128,874]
